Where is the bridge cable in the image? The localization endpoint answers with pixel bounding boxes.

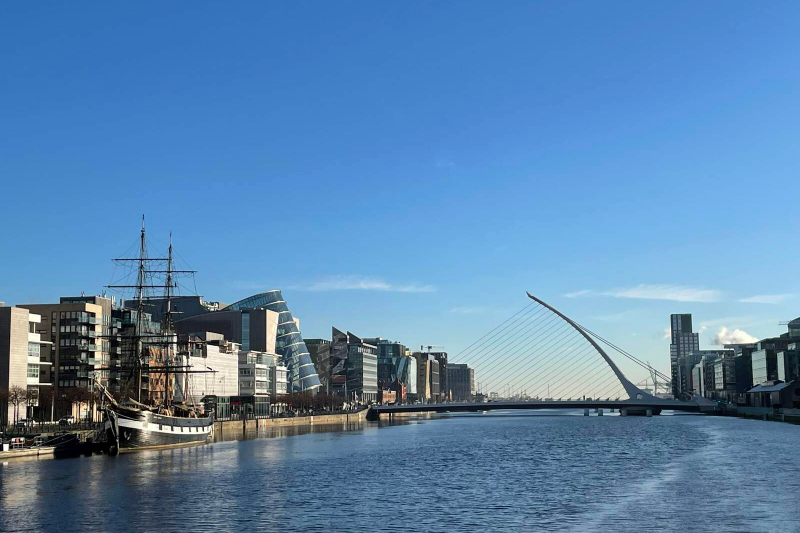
[515,344,598,399]
[455,306,549,367]
[524,345,610,399]
[559,360,621,400]
[451,302,539,363]
[525,345,609,399]
[480,322,582,391]
[464,312,565,381]
[459,310,556,374]
[491,333,592,394]
[575,322,672,383]
[478,318,577,389]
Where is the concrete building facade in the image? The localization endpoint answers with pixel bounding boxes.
[1,306,52,424]
[19,296,113,419]
[447,363,475,402]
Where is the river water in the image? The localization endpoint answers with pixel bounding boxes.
[1,411,799,532]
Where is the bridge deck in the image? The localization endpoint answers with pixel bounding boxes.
[368,399,706,420]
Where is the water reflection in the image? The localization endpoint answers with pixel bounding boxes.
[2,413,799,533]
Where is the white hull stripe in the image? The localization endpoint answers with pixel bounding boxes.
[118,417,212,436]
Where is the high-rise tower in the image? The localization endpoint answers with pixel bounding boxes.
[669,314,699,397]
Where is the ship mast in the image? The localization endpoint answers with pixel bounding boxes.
[136,216,146,403]
[107,217,198,408]
[163,232,174,409]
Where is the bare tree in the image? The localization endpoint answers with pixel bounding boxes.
[9,385,27,424]
[65,388,93,421]
[0,387,9,427]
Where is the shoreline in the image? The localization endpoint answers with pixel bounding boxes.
[1,409,371,462]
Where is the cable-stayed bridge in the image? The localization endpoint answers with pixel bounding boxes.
[367,292,716,421]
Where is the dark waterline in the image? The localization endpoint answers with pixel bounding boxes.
[2,412,799,532]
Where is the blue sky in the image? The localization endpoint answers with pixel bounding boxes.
[2,2,799,383]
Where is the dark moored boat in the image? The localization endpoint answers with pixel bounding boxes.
[104,404,213,452]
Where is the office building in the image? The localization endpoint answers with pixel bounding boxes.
[364,338,417,400]
[365,338,405,389]
[669,314,699,398]
[447,363,475,402]
[306,338,332,393]
[176,332,285,417]
[414,352,440,403]
[0,305,52,424]
[19,296,113,419]
[109,306,165,401]
[125,295,223,324]
[342,331,378,403]
[711,354,737,402]
[777,344,799,383]
[175,332,240,404]
[429,351,448,401]
[415,354,431,402]
[403,352,418,399]
[173,291,320,392]
[237,349,273,417]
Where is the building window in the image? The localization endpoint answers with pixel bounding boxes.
[28,342,40,357]
[241,312,250,351]
[27,364,39,379]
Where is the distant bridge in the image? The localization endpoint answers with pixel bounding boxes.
[367,398,715,421]
[368,292,718,421]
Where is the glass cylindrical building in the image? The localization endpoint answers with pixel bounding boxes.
[224,290,321,392]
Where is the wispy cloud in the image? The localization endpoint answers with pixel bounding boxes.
[449,306,486,314]
[289,275,436,293]
[564,289,593,298]
[712,327,758,345]
[603,284,721,302]
[566,284,721,303]
[662,327,671,340]
[738,293,795,305]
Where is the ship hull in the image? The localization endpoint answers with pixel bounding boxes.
[107,408,214,450]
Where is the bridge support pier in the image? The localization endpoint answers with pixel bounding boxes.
[646,409,652,417]
[598,409,603,416]
[620,409,627,417]
[584,409,589,416]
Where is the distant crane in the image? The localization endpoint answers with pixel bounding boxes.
[420,345,444,353]
[640,360,671,396]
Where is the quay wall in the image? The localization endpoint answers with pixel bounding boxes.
[213,409,368,438]
[715,407,800,425]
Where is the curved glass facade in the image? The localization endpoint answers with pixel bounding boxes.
[225,290,321,392]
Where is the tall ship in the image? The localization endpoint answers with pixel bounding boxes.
[100,217,214,454]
